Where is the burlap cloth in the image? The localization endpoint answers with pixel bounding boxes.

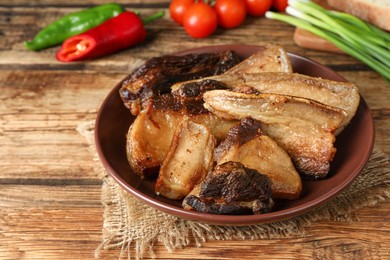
[77,121,390,259]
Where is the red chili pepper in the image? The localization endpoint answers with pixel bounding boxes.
[56,11,164,62]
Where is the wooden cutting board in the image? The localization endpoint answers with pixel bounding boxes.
[293,0,343,53]
[293,27,343,53]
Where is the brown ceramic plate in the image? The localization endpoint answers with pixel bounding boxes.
[95,45,374,225]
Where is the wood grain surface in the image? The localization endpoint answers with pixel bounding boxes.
[1,1,389,259]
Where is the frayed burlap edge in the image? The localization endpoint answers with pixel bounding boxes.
[77,121,390,260]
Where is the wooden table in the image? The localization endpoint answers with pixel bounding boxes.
[1,1,389,259]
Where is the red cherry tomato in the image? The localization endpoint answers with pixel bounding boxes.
[183,3,218,38]
[169,0,194,25]
[245,0,272,16]
[214,0,247,29]
[273,0,288,12]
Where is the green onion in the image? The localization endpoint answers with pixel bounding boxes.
[265,0,390,82]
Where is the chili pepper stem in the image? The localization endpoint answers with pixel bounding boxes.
[142,11,165,25]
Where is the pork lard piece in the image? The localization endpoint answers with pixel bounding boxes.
[222,72,359,134]
[203,90,347,133]
[119,51,241,115]
[126,109,181,178]
[215,118,302,200]
[225,43,293,74]
[203,90,341,178]
[155,117,216,200]
[172,72,359,134]
[126,108,237,178]
[171,44,293,94]
[171,79,230,115]
[182,161,273,215]
[260,122,336,178]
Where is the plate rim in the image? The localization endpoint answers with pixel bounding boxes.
[94,44,375,225]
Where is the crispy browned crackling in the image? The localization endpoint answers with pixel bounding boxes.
[170,73,253,94]
[227,72,359,134]
[203,90,347,133]
[171,43,293,94]
[126,109,182,178]
[119,51,241,115]
[126,108,237,178]
[260,122,336,178]
[203,90,339,178]
[170,80,230,115]
[215,118,302,199]
[172,79,229,99]
[225,43,293,74]
[182,161,274,215]
[172,72,359,134]
[155,117,216,200]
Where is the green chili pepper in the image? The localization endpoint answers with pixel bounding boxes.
[24,3,124,51]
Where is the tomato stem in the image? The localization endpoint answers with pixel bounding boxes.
[200,0,215,6]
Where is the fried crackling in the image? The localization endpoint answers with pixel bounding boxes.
[155,117,216,200]
[215,118,302,199]
[171,72,359,134]
[203,90,341,178]
[171,43,293,94]
[126,103,237,178]
[259,122,336,178]
[126,109,182,178]
[119,51,241,115]
[225,43,293,74]
[225,72,359,134]
[182,161,274,215]
[203,90,347,133]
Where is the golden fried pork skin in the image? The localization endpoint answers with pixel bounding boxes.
[203,90,341,178]
[182,161,274,215]
[171,43,293,94]
[126,109,181,178]
[126,107,236,178]
[215,118,302,199]
[155,117,216,200]
[172,72,359,134]
[226,72,359,133]
[260,122,336,179]
[119,51,241,115]
[203,90,347,133]
[225,43,293,74]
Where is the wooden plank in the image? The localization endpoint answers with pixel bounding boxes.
[0,185,102,208]
[0,183,388,260]
[0,70,119,180]
[1,209,104,259]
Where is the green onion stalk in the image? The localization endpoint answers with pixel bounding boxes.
[265,0,390,83]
